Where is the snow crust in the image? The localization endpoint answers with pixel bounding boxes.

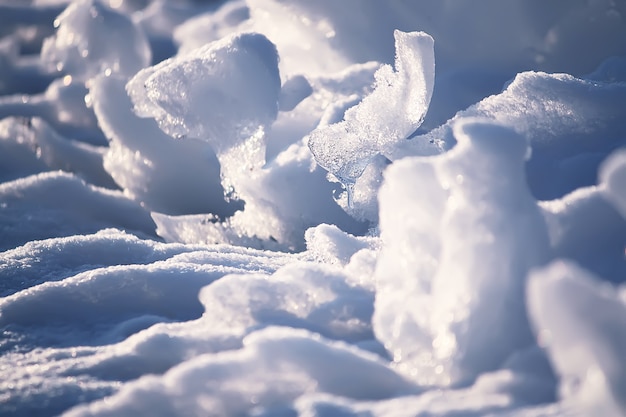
[1,1,625,416]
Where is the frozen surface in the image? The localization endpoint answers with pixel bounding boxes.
[1,1,625,416]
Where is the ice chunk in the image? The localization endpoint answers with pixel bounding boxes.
[126,32,281,195]
[90,74,235,216]
[307,30,434,193]
[145,59,379,250]
[528,260,626,416]
[41,0,150,81]
[374,118,550,387]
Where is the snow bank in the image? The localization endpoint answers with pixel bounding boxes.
[405,71,626,200]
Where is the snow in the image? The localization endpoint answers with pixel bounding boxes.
[0,0,625,416]
[374,119,550,387]
[41,0,151,81]
[528,261,626,416]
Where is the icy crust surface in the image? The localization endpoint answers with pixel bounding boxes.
[0,1,626,417]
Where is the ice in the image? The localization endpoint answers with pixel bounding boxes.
[144,61,377,250]
[307,30,434,192]
[374,119,550,387]
[528,260,626,416]
[41,0,151,81]
[90,74,234,216]
[126,31,280,194]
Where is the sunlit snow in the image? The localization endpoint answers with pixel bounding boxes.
[1,1,625,416]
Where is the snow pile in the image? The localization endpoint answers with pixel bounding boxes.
[374,119,550,387]
[1,0,625,416]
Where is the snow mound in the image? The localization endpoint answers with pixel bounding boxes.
[65,327,416,417]
[600,148,626,218]
[410,71,626,200]
[0,171,156,252]
[528,260,626,416]
[90,74,233,216]
[374,118,550,387]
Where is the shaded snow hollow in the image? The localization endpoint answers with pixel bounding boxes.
[1,0,626,416]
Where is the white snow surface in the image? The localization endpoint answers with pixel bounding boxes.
[0,1,625,416]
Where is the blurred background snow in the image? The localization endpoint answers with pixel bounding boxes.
[0,0,625,416]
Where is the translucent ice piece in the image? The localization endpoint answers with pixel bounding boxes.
[307,30,434,190]
[126,32,281,195]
